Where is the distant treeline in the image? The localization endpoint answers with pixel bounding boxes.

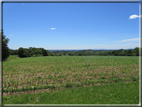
[11,47,51,58]
[10,47,140,57]
[50,47,140,56]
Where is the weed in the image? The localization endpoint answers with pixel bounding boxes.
[37,76,42,80]
[99,79,106,83]
[101,76,106,79]
[109,76,122,82]
[130,76,137,81]
[74,83,82,87]
[65,82,73,88]
[84,80,95,85]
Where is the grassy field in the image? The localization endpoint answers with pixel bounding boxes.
[3,81,139,104]
[6,55,19,60]
[3,56,139,104]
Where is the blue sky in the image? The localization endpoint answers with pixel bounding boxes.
[3,3,140,50]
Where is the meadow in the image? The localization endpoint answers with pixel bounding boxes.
[2,55,139,104]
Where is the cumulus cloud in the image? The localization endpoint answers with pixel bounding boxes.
[120,38,140,42]
[51,28,56,30]
[129,14,141,19]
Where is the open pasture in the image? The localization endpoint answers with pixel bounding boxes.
[3,56,139,96]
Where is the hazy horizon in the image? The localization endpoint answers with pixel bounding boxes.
[10,47,136,50]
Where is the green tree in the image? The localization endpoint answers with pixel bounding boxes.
[10,49,18,55]
[112,50,118,56]
[28,47,33,57]
[134,47,139,56]
[1,31,10,61]
[118,51,126,56]
[126,49,133,56]
[42,49,48,56]
[23,49,28,57]
[18,47,25,57]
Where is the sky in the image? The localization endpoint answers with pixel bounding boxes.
[3,2,140,50]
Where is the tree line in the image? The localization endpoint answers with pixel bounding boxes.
[10,47,140,57]
[17,47,51,57]
[48,48,140,56]
[11,48,53,57]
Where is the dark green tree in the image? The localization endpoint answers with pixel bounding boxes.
[24,49,28,57]
[134,47,139,56]
[18,47,27,57]
[42,49,48,56]
[118,51,126,56]
[10,49,18,55]
[126,49,133,56]
[2,31,10,61]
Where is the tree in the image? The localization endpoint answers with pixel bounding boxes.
[118,51,126,56]
[10,49,18,55]
[42,49,48,56]
[28,47,33,57]
[112,50,118,56]
[23,49,28,57]
[134,47,139,56]
[126,49,133,56]
[18,47,27,57]
[1,30,10,61]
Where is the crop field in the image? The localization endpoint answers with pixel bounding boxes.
[3,56,139,98]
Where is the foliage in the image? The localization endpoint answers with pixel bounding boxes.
[10,49,18,55]
[134,47,139,56]
[17,47,51,58]
[12,47,141,57]
[1,30,10,61]
[18,47,27,57]
[49,48,140,56]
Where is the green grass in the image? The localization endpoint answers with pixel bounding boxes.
[3,81,139,104]
[2,56,139,104]
[7,55,19,60]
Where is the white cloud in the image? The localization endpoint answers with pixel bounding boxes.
[51,28,56,30]
[120,38,140,42]
[129,14,141,19]
[9,35,13,36]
